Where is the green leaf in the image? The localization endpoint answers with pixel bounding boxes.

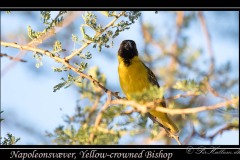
[173,79,207,95]
[53,40,62,54]
[53,80,67,92]
[1,133,20,145]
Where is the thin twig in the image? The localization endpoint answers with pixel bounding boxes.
[166,92,199,101]
[140,14,153,68]
[147,113,182,145]
[1,50,27,76]
[169,11,184,73]
[172,135,182,145]
[198,11,215,78]
[65,11,126,61]
[87,97,101,120]
[197,123,238,142]
[183,122,238,145]
[204,80,228,100]
[0,53,27,62]
[89,91,112,142]
[182,122,195,145]
[94,91,112,128]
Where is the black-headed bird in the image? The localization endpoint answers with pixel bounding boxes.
[118,40,179,138]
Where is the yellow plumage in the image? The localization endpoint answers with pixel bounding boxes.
[118,55,179,135]
[118,56,150,98]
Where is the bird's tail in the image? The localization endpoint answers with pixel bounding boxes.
[148,110,179,135]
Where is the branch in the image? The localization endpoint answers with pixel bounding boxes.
[204,80,228,100]
[1,50,27,76]
[201,124,238,141]
[111,97,239,115]
[165,91,199,101]
[0,53,27,62]
[111,91,204,114]
[183,122,238,144]
[89,91,112,142]
[87,96,101,121]
[168,11,184,73]
[198,11,215,78]
[94,92,112,128]
[65,11,126,61]
[182,122,195,145]
[173,135,182,145]
[1,41,122,99]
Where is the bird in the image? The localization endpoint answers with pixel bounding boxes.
[117,40,179,137]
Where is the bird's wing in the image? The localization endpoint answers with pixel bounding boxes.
[142,62,167,108]
[142,63,180,137]
[142,62,159,88]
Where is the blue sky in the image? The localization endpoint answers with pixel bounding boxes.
[1,11,239,145]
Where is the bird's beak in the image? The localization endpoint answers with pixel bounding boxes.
[125,41,132,49]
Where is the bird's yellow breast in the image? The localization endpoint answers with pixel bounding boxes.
[118,56,150,99]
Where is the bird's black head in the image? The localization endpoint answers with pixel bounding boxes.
[118,40,138,61]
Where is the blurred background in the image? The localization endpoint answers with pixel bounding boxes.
[1,11,239,145]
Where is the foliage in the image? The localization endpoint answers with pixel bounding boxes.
[173,79,208,95]
[132,85,165,102]
[1,133,20,145]
[0,111,20,145]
